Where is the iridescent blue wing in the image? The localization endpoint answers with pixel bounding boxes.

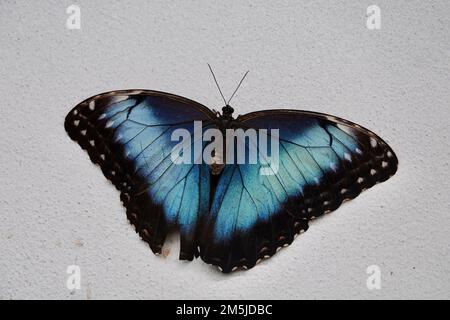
[65,90,216,260]
[200,110,398,272]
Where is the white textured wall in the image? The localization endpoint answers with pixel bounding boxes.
[0,0,449,300]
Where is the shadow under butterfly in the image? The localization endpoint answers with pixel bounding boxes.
[64,66,398,273]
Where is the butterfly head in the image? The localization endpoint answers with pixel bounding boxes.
[221,105,234,119]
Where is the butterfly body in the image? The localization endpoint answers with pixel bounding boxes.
[65,89,397,273]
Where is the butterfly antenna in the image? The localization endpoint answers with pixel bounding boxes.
[227,70,249,105]
[207,63,227,105]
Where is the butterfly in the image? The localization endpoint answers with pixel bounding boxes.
[65,69,397,273]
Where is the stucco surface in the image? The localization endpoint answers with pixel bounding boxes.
[0,0,449,299]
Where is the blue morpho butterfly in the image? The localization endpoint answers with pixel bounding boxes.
[65,66,398,273]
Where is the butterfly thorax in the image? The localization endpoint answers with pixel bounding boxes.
[209,105,235,175]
